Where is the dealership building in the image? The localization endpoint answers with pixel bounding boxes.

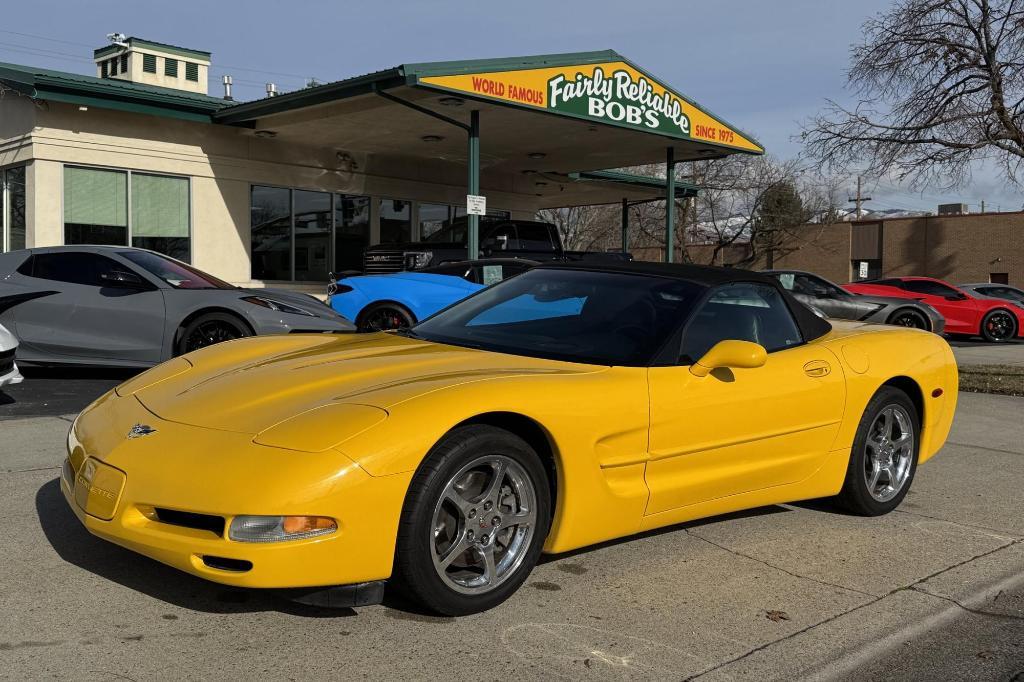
[0,37,763,290]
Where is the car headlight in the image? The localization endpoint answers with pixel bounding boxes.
[240,296,315,317]
[229,515,337,543]
[404,251,433,269]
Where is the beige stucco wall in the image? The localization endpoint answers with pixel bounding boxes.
[5,99,544,285]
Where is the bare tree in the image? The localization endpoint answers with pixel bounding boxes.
[536,204,618,251]
[803,0,1024,186]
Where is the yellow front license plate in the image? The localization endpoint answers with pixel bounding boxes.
[74,458,126,521]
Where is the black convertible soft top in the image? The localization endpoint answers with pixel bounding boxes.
[537,260,833,343]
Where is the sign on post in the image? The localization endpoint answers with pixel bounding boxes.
[466,194,487,216]
[858,261,869,279]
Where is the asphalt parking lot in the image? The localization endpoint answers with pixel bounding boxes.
[1,360,1023,679]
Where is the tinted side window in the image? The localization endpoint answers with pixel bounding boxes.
[29,253,124,287]
[901,280,960,297]
[515,224,556,251]
[482,224,518,252]
[680,282,803,363]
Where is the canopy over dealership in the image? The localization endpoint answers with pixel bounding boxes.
[0,38,763,287]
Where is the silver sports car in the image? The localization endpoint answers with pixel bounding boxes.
[958,282,1024,308]
[0,322,22,388]
[0,246,354,367]
[764,269,945,333]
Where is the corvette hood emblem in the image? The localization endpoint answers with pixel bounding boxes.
[127,423,157,439]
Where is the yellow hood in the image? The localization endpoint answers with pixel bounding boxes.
[123,332,599,434]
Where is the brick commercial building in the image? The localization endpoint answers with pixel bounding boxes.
[669,211,1024,287]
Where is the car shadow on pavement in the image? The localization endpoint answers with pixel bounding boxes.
[35,478,356,619]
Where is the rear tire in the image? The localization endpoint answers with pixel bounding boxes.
[176,312,251,355]
[834,386,919,516]
[393,425,551,616]
[357,303,415,332]
[980,309,1018,343]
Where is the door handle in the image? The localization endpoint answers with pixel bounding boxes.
[803,360,831,378]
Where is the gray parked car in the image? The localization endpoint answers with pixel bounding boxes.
[958,282,1024,308]
[764,269,945,333]
[0,246,354,367]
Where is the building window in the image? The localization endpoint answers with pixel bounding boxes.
[419,203,452,240]
[101,60,109,78]
[2,166,26,252]
[120,54,128,72]
[164,58,178,78]
[110,57,119,76]
[379,199,411,244]
[250,186,372,281]
[64,166,191,260]
[251,186,291,280]
[143,53,156,74]
[131,173,190,261]
[335,194,370,273]
[64,167,128,246]
[294,190,331,281]
[185,62,199,82]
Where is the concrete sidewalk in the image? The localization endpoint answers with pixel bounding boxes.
[1,393,1021,680]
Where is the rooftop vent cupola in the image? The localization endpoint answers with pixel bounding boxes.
[94,35,211,95]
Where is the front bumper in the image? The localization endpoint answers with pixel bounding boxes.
[61,394,410,589]
[0,361,23,388]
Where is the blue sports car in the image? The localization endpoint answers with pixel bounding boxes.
[328,259,536,331]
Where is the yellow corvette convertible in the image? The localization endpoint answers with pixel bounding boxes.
[62,262,957,615]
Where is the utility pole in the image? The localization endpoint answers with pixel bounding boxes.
[848,176,872,218]
[981,200,986,213]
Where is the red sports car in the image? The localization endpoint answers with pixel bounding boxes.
[844,277,1023,342]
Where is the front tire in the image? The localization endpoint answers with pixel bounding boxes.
[980,309,1018,343]
[835,386,919,516]
[393,425,551,616]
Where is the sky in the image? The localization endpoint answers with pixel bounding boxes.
[2,0,1020,213]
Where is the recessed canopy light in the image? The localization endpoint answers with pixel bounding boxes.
[439,97,465,107]
[534,181,548,187]
[521,169,537,175]
[254,130,277,139]
[421,134,444,143]
[527,152,547,160]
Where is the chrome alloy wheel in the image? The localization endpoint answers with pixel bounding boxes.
[864,405,914,502]
[430,455,537,595]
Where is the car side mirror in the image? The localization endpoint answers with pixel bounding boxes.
[100,270,146,288]
[690,340,768,377]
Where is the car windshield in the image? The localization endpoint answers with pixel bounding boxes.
[119,251,236,290]
[408,269,703,366]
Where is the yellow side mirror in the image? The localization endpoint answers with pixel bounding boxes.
[690,340,768,377]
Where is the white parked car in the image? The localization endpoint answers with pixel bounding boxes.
[0,322,23,389]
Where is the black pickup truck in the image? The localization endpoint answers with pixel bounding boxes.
[361,217,631,274]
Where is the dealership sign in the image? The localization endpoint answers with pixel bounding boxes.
[419,61,762,153]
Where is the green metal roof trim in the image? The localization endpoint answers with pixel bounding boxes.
[570,170,700,198]
[94,38,211,60]
[214,51,626,124]
[0,62,229,122]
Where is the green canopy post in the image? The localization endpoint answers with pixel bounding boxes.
[665,146,676,263]
[467,110,480,260]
